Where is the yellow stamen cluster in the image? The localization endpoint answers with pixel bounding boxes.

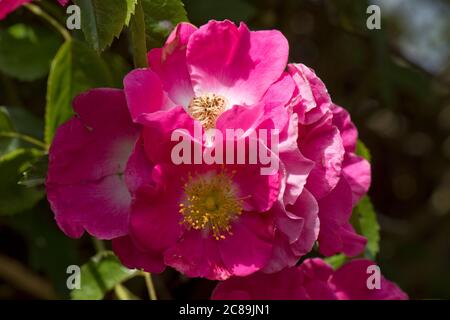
[188,93,227,130]
[179,171,243,240]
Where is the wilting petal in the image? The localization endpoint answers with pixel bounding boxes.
[331,104,358,152]
[299,112,344,200]
[288,64,331,125]
[279,112,314,205]
[317,179,366,256]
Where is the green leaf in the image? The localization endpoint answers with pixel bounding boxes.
[44,39,114,145]
[7,106,44,141]
[356,140,371,162]
[71,251,137,300]
[351,196,380,259]
[19,154,48,188]
[0,23,61,81]
[141,0,188,47]
[73,0,133,52]
[103,52,132,88]
[125,0,138,25]
[0,107,17,155]
[0,148,45,216]
[324,254,347,270]
[0,106,45,156]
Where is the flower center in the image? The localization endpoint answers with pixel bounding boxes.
[188,93,227,130]
[179,171,243,240]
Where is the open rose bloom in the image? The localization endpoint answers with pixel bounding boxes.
[46,20,405,299]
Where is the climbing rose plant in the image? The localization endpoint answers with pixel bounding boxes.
[45,19,406,299]
[0,0,406,300]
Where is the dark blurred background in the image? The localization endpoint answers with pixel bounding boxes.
[0,0,449,300]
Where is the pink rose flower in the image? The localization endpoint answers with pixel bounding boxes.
[0,0,67,20]
[212,258,408,300]
[113,20,318,279]
[47,20,372,281]
[263,65,372,272]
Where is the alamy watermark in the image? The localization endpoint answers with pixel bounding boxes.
[367,5,381,30]
[66,265,80,290]
[170,127,280,176]
[66,5,81,30]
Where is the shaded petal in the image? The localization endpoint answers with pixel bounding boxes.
[317,179,366,256]
[299,112,344,199]
[218,214,275,277]
[165,210,274,280]
[212,267,308,300]
[212,258,407,300]
[164,230,232,280]
[297,258,337,300]
[112,236,165,273]
[288,64,331,125]
[129,181,183,254]
[279,112,314,205]
[263,190,319,273]
[288,189,320,256]
[330,259,409,300]
[342,153,371,205]
[125,136,155,194]
[331,104,358,152]
[230,147,281,212]
[48,174,131,239]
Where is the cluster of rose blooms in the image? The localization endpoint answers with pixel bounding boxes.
[1,7,406,299]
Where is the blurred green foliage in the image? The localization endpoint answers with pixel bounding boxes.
[0,0,448,300]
